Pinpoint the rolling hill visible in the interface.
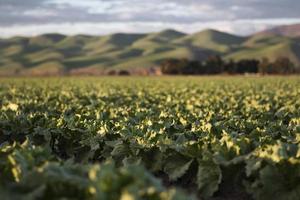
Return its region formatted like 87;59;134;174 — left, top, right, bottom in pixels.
1;26;300;75
226;33;300;64
173;29;246;53
258;24;300;37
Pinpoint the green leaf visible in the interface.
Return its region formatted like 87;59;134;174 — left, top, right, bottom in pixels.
164;154;193;181
122;156;142;166
111;142;130;157
247;163;300;200
197;159;222;198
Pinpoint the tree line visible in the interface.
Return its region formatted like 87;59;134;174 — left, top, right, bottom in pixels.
160;56;299;75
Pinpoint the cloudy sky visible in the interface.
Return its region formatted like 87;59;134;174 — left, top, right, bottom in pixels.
1;0;300;37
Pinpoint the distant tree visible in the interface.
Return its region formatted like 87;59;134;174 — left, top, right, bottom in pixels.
182;61;203;75
258;58;271;74
236;59;259;74
258;57;296;74
272;57;295;74
160;56;298;75
160;58;189;74
204;55;224;74
118;70;130;76
107;70;117;76
223;59;237;74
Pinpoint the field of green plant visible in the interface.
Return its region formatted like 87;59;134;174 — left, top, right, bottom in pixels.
0;77;300;200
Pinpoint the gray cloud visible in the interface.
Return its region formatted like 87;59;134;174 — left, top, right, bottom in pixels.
0;0;299;36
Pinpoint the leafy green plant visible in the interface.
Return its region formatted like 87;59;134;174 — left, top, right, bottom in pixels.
0;77;299;199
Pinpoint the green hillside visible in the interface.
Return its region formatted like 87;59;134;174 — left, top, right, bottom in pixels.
0;29;300;75
173;29;246;53
226;33;300;64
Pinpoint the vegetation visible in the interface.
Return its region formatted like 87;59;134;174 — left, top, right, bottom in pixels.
1;77;300;200
1;29;300;76
160;56;299;75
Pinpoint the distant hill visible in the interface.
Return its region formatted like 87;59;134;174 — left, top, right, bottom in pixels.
258;24;300;37
226;33;300;65
173;29;246;53
1;26;300;76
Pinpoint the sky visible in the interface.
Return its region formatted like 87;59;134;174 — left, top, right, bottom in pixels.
1;0;300;37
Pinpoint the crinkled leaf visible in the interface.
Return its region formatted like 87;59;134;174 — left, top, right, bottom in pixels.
247;163;300;200
197;159;222;198
164;154;193;181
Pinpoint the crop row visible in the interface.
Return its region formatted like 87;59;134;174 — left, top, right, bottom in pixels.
0;77;300;200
